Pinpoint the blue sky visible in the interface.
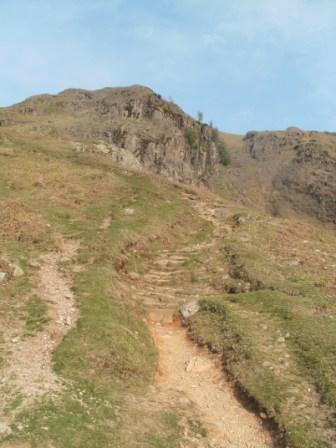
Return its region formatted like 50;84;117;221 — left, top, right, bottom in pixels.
1;0;336;133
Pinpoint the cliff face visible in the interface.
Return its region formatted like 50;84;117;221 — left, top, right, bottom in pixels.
0;85;218;185
219;128;336;224
270;134;336;223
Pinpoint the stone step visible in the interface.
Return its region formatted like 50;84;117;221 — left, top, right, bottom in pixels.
145;270;187;277
137;291;191;303
153;259;186;267
143;274;214;286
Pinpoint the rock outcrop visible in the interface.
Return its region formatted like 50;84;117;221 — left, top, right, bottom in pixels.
220;129;336;224
1;85;219;185
2;85;335;224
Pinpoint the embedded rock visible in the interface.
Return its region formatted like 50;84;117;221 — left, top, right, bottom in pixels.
180;300;200;320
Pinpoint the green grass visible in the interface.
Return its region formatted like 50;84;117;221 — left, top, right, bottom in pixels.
229;291;336;407
144;412;181;448
25;295;49;335
189;295;335;448
4;394;24;414
8;388;119;448
54;267;157;392
0;131;207;447
188;210;336;448
2;129;335;448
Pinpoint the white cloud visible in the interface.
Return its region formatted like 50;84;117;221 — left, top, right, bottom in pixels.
201;0;336;48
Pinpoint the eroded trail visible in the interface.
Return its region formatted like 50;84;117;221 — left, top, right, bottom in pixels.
152;322;272;448
0;239;79;435
136;194;274;447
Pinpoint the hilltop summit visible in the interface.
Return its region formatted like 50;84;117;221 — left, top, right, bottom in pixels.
1;85;219;185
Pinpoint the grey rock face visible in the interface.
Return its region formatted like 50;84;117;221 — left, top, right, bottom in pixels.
4;85;219;186
243;130;336;224
180;300;200;320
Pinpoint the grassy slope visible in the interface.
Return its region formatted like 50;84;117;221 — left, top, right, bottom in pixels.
0;131;205;448
188;212;336;448
1;128;336;447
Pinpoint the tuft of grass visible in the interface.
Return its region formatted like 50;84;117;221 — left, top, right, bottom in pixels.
185;127;200;151
25;295;49;335
188;418;208;438
144;412;181;448
4;394;24;414
217;142;230;165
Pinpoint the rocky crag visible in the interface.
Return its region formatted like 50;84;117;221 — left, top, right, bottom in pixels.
220;128;336;224
1;86;335;223
0;85;219;185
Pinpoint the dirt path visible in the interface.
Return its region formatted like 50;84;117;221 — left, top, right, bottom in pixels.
151;321;273;448
0;239;79;436
134;193;274;447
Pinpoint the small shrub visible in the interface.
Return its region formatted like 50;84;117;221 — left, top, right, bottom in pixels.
211;127;220;143
218;143;230;166
185;125;215;154
197;111;204;123
185;128;199;150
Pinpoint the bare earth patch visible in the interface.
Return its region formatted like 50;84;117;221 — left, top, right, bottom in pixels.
151;319;273;448
0;238;79;435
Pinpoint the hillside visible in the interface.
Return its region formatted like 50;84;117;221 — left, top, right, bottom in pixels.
3;86;335;225
0;87;335;448
0;85;218;185
218;128;336;224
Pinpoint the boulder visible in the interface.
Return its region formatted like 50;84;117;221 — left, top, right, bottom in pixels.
180;300;200;320
123;208;135;216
